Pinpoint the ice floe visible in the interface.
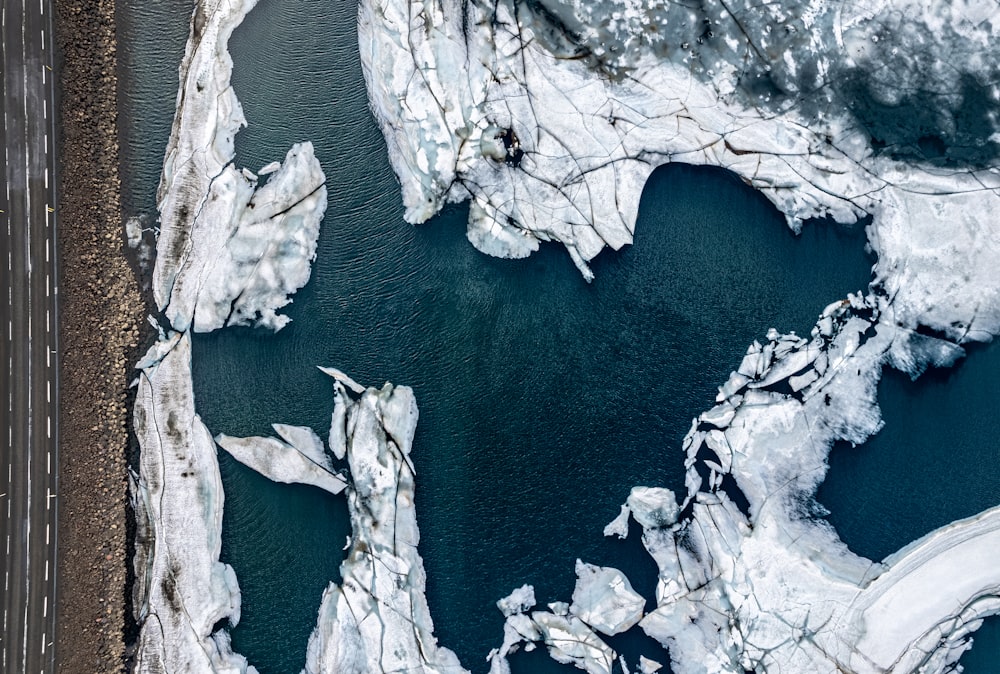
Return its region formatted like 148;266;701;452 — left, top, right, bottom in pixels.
570;560;646;636
488;584;616;674
303;376;466;674
216;424;348;495
153;0;325;333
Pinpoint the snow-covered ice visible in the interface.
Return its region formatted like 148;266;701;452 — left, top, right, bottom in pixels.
131;332;254;674
570;560;645;636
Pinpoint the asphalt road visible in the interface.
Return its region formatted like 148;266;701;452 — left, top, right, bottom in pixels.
0;0;60;670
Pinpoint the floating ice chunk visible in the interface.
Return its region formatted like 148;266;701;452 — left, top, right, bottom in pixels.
488;612;542;674
700;402;736;429
303;380;466;674
531;612;615;674
625;488;678;530
638;656;663;674
570;561;645;636
548;602;569;616
328;383;349;461
215;429;347;496
186;142;327;333
497;585;536;617
318;365;365;394
125;215;144;249
151;0;326;334
603;503;631;539
258;160;280;175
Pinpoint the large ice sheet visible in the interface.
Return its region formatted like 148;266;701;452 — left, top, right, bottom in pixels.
507;299;1000;673
488;585;617;674
360;0;1000;289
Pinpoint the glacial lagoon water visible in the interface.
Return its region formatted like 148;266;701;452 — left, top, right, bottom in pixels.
117;0;1000;671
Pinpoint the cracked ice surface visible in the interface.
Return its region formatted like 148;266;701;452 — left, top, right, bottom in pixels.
131;332;253;673
303;376;467;674
570;560;646;637
153;0;325;333
131;0;328;670
363;0;1000;671
488;585;616;674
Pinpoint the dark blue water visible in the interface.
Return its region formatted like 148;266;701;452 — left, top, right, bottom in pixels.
819;344;1000;671
116;0;1000;671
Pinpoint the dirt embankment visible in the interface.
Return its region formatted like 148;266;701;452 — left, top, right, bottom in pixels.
54;0;145;670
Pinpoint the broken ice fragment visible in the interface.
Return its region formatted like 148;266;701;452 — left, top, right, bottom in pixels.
570;561;645;636
497;585;536;617
215;428;347;496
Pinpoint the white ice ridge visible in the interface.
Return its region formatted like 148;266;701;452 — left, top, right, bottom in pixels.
303;374;467;674
153;0;326;332
131;332;255;674
216;424;348;495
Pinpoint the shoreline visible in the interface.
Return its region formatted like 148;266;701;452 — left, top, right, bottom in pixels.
53;0;145;670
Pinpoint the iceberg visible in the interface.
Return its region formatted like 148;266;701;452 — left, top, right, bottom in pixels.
153;0;325;333
185;142;326;333
570;560;645;636
638;656;663;674
130;0;1000;669
216;424;348;495
488;584;616;674
491;295;999;672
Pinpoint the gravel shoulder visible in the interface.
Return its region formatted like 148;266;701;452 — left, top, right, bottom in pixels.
54;0;145;670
